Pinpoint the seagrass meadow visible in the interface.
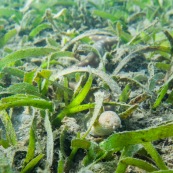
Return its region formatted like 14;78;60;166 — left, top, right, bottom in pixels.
1;0;173;172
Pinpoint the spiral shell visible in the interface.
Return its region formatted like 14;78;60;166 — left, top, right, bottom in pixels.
90;111;121;137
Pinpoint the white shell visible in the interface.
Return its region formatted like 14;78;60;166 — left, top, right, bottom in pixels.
90;111;121;137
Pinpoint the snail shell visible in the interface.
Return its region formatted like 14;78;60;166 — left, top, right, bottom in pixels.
90;111;121;137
